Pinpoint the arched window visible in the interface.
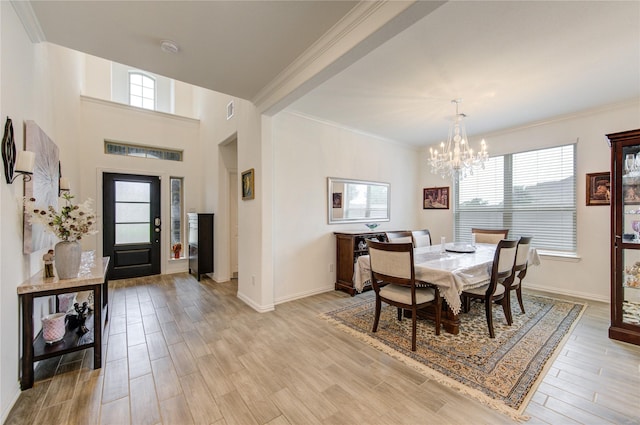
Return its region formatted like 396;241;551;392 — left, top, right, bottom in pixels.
129;72;156;110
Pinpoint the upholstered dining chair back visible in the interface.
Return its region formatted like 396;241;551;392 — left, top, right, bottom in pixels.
494;240;518;283
471;228;509;244
366;240;441;350
368;242;413;280
385;231;413;245
514;236;533;271
411;229;432;247
507;236;534;315
461;238;518;338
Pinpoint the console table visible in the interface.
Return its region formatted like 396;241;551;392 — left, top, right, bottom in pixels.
17;254;110;390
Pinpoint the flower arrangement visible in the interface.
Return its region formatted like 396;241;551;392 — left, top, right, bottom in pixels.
24;193;97;242
172;242;182;258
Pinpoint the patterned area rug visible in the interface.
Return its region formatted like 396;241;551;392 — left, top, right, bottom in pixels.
322;293;585;421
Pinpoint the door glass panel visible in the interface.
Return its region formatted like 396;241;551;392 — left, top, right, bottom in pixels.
116;203;150;223
623;250;640;325
115;181;150;202
116;223;150;244
115;181;151;244
622;145;640;243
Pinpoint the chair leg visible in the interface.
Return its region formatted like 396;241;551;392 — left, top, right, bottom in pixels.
397;307;403;321
485;298;495;338
434;296;441;336
462;295;471;313
502;295;512;326
411;308;417;351
516;284;525;314
503;291;513;326
372;297;381;333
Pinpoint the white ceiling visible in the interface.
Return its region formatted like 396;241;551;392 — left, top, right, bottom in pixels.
20;1;640;148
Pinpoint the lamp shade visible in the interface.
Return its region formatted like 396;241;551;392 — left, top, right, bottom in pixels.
59;177;71;191
15;151;35;173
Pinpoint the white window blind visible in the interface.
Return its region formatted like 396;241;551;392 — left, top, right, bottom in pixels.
455;144;576;253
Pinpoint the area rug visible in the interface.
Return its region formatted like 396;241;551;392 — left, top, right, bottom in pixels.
322;293;585;421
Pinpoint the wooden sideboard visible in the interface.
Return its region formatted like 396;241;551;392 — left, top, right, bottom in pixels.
17;255;110;390
334;231;387;295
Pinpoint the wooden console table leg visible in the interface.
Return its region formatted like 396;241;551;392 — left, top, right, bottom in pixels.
93;284;102;369
20;293;34;390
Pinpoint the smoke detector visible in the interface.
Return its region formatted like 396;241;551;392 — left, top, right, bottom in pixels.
160;40;179;54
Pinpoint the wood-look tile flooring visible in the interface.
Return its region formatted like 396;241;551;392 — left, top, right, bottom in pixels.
5;273;640;424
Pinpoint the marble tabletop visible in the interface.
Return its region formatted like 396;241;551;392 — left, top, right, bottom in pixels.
17;252;109;295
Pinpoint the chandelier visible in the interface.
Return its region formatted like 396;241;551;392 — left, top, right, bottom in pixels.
428;99;488;180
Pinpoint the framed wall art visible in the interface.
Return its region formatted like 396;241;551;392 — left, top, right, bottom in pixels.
586;172;610;206
23;121;60;253
241;168;255;200
423;186;449;209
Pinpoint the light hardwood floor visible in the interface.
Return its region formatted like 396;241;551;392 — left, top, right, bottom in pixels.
5;273;640;424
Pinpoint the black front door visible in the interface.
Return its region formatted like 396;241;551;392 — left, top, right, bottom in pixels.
103;173;161;279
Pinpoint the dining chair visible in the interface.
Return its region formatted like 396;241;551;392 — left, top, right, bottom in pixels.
461;238;518;338
411;229;432;248
367;240;441;350
471;228;509;244
385;231;413;244
505;236;533;316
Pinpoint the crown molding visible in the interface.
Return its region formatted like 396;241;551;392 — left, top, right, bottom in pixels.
253;1;443;115
11;1;46;43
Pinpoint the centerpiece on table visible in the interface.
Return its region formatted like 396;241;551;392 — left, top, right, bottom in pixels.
24;193;97;279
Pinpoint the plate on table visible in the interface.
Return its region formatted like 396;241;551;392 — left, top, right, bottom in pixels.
445;243;476;253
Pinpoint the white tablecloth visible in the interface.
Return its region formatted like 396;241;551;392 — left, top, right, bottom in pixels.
353;243;541;315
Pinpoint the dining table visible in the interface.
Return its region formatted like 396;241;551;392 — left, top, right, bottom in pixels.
353;242;540;334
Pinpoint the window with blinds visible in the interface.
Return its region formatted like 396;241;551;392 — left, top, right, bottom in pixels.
454;143;576;253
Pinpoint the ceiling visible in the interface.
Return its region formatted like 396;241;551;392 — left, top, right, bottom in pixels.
21;1;640;148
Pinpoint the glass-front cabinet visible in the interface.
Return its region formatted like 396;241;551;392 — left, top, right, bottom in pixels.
609;128;640;345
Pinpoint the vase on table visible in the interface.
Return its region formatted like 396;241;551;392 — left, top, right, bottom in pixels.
55;241;81;279
41;312;66;344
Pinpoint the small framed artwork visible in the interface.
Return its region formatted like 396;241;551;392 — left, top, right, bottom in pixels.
423;186;449;209
332;192;342;208
586;172;610;206
241;168;255;200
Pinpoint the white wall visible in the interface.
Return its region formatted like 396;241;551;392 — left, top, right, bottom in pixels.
78;97;201;275
83;54;196;119
271;112;420;303
0;5;83;419
420;100;640;302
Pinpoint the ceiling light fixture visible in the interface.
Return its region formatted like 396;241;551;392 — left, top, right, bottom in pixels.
429;99;488;181
160;40;179;54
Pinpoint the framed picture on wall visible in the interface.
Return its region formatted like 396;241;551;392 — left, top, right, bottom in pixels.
332;192;342;208
586;172;610;206
241;168;255;200
423;186;449;209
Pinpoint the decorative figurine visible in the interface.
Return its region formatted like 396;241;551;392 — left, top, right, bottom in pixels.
43;249;55;278
67;301;93;335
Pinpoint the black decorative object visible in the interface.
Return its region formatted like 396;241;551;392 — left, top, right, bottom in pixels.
2;117;15;184
67;301;93;335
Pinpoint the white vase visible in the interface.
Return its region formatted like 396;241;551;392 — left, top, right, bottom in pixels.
55;241;81;279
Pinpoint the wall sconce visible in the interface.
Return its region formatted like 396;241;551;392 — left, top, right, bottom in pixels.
2;117;35;183
59;177;71;196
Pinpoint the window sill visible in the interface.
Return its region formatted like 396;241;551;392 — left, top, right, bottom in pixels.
537;250;581;262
